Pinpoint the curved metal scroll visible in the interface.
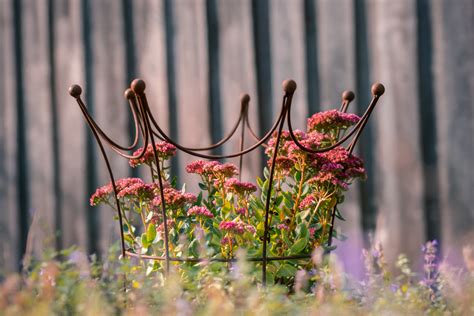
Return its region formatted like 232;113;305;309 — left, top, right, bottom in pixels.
69;78;384;285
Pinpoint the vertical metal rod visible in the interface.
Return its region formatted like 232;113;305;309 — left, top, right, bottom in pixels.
262;104;287;286
326;85;383;250
326;91;355;251
133;79;171;274
262;80;296;285
238;94;250;180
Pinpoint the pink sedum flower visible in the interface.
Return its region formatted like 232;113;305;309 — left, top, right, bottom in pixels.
90;178;155;206
187;206;214;218
277;224;290;231
220;236;234;246
186;160;238;184
90;185;113;206
299;195;316;210
129;142;176;167
307;110;360;132
219;221;256;235
224;178;257;195
185;160;207;175
235;207;247;216
152;188;197;209
307;147;365;189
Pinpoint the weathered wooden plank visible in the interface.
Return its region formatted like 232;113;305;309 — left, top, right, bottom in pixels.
0;0;19;273
218;0;260;182
90;0;129;256
317;0;357;110
21;0;56;260
315;0;364;276
133;0;169;132
431;0;474;265
173;0;210;189
132;0;172;188
54;0;87;250
367;0;425;266
270;0;307;131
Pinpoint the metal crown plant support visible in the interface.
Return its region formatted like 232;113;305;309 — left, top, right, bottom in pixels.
69;79;385;286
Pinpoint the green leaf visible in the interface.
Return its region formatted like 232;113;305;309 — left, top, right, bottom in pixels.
256;222;266;236
124;234;134;244
196;192;203;205
276;263;298;278
141;233;151;248
146;223;156;242
256;177;264;189
302;184;310;195
263;167;270;179
299;209;311;221
145;211;155;223
296;223;309;239
189;239;199;258
290;237;308;254
282;231;292;247
283;199;293;210
198;182;207;190
265;271;275;286
122;224;129;233
294;171;302;182
323;245;337;252
274;195;283;207
335;208;345;221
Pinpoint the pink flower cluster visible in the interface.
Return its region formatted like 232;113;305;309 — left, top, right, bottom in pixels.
152;187;197;209
277;223;290;231
309;147;365;189
186;160;238;179
187;206;214;218
220;236;234;246
299;195;316;210
224;178;257;195
266;130;331;172
219;221;256;235
90;178;155;206
235;207;247;216
129;142;176;167
155;219;175;235
307;110;360;132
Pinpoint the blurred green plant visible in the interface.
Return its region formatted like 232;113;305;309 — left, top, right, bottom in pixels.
1;241;473;315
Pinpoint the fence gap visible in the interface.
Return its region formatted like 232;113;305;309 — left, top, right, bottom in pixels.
415;0;441;248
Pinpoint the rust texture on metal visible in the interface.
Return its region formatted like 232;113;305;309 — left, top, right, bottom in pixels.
69;79;384;285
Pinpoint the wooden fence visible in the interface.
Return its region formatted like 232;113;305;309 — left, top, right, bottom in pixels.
0;0;472;274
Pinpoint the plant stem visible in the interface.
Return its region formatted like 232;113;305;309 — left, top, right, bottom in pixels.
290;167;306;229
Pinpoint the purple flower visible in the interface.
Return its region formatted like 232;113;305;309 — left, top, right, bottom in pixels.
420;240;440;295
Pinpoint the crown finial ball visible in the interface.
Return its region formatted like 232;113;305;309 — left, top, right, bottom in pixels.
282;79;297;93
371;83;385;96
68;84;82;98
342;90;355;102
131;79;146;94
240;93;250;104
124;88;135;100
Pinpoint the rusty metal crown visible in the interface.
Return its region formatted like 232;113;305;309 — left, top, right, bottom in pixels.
69;79;384;285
